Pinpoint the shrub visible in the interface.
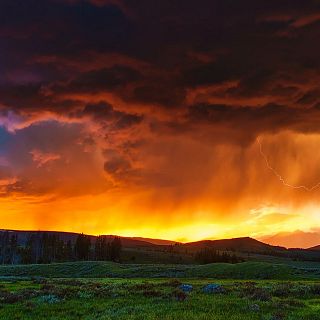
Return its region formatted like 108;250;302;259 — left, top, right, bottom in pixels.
292;285;310;297
0;289;39;304
77;291;93;299
53;286;78;299
24;300;36;311
310;284;320;295
142;289;163;298
173;289;187;301
37;294;60;304
273;299;304;308
239;283;271;301
31;277;47;285
272;283;293;297
54;279;83;286
271;310;286;320
40;284;56;291
93;287;112;298
133;283;155;291
251;287;271;301
165;279;182;287
0;292;24;304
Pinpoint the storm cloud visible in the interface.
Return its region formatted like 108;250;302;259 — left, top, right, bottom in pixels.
1;0;320;240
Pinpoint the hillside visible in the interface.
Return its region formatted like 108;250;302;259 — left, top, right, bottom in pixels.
129;237;177;245
308;245;320;251
2;229;320;265
0;229;159;248
182;237;286;253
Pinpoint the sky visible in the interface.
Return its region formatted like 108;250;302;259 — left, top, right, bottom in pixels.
1;0;320;245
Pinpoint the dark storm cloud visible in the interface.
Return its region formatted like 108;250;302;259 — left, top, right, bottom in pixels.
0;0;131;56
296;90;320;106
131;83;186;107
187;103;316;131
103;150;131;174
52;66;142;94
2;0;320;194
2;0;320;115
182;103;320;144
82;101;143;129
0;83;65;111
102;147;142;185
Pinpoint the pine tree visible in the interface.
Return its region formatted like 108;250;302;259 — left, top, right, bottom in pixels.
110;237;122;262
75;233;91;260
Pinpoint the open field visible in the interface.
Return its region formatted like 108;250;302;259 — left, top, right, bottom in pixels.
0;261;319;280
0;262;320;319
1;277;320;319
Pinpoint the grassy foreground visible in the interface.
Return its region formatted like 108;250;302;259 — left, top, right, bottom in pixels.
0;261;320;319
1;278;320;319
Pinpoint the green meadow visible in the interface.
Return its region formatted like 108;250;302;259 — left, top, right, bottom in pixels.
1;261;320;319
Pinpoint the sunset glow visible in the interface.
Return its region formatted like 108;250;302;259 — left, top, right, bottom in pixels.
1;0;320;247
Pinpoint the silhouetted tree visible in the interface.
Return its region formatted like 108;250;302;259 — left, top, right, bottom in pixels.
95;236;102;260
95;236;110;261
195;248;243;264
9;234;18;264
65;240;73;261
110;237;122;262
21;235;36;264
75;233;91;260
101;236;109;260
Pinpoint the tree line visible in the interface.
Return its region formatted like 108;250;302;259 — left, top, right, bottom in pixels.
195;248;244;264
0;232;122;265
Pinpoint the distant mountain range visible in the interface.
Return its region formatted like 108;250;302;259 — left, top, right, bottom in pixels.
0;229;317;251
259;230;320;249
0;229;163;248
129;237;177;246
0;229;320;253
183;237;286;252
2;229;320;264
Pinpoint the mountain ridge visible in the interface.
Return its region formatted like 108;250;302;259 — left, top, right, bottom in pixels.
0;229;306;251
260;230;320;249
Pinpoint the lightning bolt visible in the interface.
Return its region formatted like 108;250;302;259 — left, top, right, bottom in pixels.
257;137;320;192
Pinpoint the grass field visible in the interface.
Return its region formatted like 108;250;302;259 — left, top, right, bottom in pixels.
1;261;320;319
0;261;319;280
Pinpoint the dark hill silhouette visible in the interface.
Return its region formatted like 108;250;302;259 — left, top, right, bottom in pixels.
308;245;320;251
129;237;177;245
0;229;156;248
182;237;286;253
1;229;320;263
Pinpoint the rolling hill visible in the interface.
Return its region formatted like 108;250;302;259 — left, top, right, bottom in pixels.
0;230;287;253
1;229;320;264
0;229;160;248
308;245;320;250
182;237;286;253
